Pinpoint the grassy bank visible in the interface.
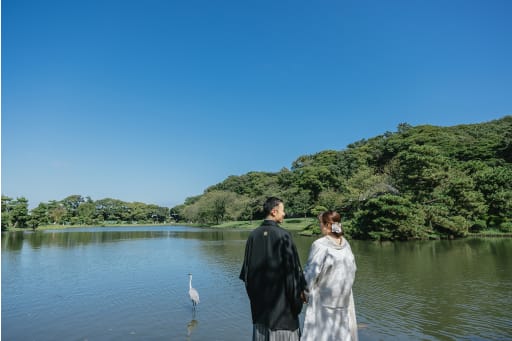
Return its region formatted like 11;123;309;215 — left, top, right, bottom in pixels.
212;217;316;231
2;218;313;232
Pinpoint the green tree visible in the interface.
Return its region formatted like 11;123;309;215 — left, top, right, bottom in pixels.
77;201;97;224
283;188;311;217
2;195;13;230
341;165;396;219
60;195;85;224
205;191;240;224
391;145;450;201
182;191;240;224
317;190;344;212
29;203;50;229
47;200;66;225
354;194;426;240
472;165;512;228
423;204;470;237
95;198;126;223
436;170;487;224
9;197;30;229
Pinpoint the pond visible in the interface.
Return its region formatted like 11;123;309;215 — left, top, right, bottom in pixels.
2;226;511;340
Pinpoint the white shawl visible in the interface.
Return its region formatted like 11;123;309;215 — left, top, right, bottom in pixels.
302;236;358;341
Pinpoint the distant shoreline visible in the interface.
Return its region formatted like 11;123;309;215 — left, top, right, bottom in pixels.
3;219;511;238
7;217;310;231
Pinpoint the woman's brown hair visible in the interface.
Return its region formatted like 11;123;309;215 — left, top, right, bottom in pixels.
318;210;343;237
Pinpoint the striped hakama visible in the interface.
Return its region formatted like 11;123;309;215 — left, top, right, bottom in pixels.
252;324;300;341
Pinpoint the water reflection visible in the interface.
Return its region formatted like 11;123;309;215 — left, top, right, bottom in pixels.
1;231;25;251
186;318;198;337
349;238;512;340
2;228;511;341
1;227;251;252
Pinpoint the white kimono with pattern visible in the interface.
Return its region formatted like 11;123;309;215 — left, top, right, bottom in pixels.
302;236;358;341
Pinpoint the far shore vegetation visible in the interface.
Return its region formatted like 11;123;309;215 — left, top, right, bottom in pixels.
3;116;511;241
5;218;512;239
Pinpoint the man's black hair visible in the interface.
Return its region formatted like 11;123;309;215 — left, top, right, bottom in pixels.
263;197;283;216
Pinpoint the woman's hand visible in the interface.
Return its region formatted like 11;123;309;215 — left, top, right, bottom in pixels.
301;290;308;303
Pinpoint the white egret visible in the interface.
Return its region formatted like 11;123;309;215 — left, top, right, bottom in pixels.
188;273;200;308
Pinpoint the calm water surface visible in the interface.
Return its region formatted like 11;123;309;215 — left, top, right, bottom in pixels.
2;226;511;340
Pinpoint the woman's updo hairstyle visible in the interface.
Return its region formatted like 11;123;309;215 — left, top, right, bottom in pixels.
318;210;343;237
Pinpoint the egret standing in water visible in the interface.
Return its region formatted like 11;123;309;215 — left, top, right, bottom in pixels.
188;273;200;309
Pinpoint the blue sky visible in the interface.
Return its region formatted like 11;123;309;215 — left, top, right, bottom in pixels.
2;0;511;209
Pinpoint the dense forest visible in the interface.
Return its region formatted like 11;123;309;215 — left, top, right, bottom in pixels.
3;116;511;240
174;116;512;240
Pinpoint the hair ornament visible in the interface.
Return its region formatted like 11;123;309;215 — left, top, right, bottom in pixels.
331;222;342;233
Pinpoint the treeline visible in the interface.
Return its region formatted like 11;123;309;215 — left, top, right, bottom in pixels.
1;195;171;230
173;116;512;240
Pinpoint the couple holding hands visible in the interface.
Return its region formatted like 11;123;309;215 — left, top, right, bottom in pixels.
240;197;358;341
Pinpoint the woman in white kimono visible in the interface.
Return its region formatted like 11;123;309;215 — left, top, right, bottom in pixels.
302;210;358;341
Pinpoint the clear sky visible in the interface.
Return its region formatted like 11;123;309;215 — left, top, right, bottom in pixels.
2;0;511;209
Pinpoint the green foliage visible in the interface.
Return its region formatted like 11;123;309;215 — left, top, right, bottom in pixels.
471;164;512;227
392;145;451;201
172;115;511;239
29;203;50;229
5;116;510;240
499;221;512;233
2;196;30;229
282;188;311;218
181;190;247;224
301;220;321;235
232;117;510;238
423;201;470;237
0;195;171;229
354;194;427;240
317;190;344;212
2;195;12;231
469;219;487;232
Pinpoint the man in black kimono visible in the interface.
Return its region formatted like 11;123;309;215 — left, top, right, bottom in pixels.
240;197;306;341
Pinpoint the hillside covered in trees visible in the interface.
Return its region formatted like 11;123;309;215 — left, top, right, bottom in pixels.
3;116;511;240
173;116;512;240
